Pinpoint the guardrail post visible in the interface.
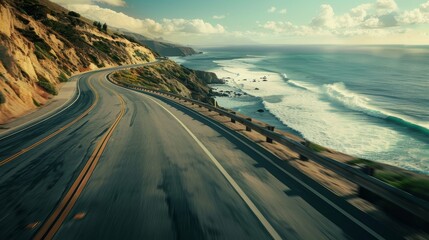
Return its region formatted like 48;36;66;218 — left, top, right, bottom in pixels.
245;118;252;131
358;166;375;199
231;112;236;123
299;154;309;161
361;166;375;176
266;126;275;143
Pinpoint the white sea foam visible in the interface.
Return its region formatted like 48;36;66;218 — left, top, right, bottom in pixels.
323;82;386;118
210;58;400;156
287;80;313;91
176;53;429;173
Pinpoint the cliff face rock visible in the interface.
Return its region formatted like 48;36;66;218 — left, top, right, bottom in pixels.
143;40;197;57
123;31;198;57
194;70;223;84
0;0;156;124
112;60;217;102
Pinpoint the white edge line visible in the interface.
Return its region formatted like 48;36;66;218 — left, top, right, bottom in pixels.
145;95;282;240
153;95;386;240
0;76;82;141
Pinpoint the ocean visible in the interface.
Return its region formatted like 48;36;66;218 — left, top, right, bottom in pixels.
171;45;429;174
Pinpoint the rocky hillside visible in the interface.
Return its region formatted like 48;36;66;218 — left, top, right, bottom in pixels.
123;31;198;57
0;0;156;124
112;60;221;102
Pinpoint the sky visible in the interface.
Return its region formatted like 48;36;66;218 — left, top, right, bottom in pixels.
51;0;429;46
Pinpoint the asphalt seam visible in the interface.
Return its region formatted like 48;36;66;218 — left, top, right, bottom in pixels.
146;95;282;240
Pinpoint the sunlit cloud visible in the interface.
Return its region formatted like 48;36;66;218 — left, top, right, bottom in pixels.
53;0;428;45
213;15;226;20
52;0;125;7
64;4;225;37
375;0;398;15
279;9;287;15
267;7;276;13
397;1;429;24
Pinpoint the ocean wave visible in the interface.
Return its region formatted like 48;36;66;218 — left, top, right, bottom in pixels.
287;80;311;91
323;82;429;136
281;73;289;80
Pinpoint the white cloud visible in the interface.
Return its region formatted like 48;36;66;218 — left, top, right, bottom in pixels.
268;7;276;13
262;21;315;36
375;0;398;14
262;0;419;39
64;4;225;37
397;1;429;24
162;18;225;34
350;4;372;20
52;0;125;7
95;0;125;6
213;15;226;20
311;4;336;29
363;17;381;28
54;0;428;45
263;21;292;33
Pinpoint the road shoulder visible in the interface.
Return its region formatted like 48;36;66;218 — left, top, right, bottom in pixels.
0;76;79;138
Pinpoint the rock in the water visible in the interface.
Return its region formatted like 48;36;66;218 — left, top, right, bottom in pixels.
257;109;264;113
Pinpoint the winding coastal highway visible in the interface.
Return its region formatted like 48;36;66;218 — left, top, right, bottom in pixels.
0;64;402;240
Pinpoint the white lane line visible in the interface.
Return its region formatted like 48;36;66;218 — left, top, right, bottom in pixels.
0;76;82;141
147;96;282;240
159;97;386;240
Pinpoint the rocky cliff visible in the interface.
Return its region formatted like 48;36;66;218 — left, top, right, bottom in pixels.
0;0;156;124
112;60;219;102
194;69;224;84
123;31;198;57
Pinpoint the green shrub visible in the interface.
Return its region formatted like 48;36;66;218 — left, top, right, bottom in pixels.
0;91;5;104
111;55;121;63
58;73;68;82
20;2;50;20
88;54;105;68
34;44;55;60
18;28;55;60
34;49;45;60
33;98;40;107
134;50;145;59
93;41;110;54
41;19;84;46
347;158;383;169
37;77;57;95
307;141;327;152
68;11;80;18
374;170;429;201
399;178;429;200
64;69;71;76
374;171;406;187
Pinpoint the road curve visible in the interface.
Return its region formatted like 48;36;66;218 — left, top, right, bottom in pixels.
0;64;402;240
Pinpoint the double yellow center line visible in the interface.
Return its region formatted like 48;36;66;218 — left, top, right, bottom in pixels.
34;83;126;240
0;79;99;167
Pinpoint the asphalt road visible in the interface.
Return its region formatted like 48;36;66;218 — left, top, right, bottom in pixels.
0;65;403;240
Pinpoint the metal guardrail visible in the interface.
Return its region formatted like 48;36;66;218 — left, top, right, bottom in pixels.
108;75;429;224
